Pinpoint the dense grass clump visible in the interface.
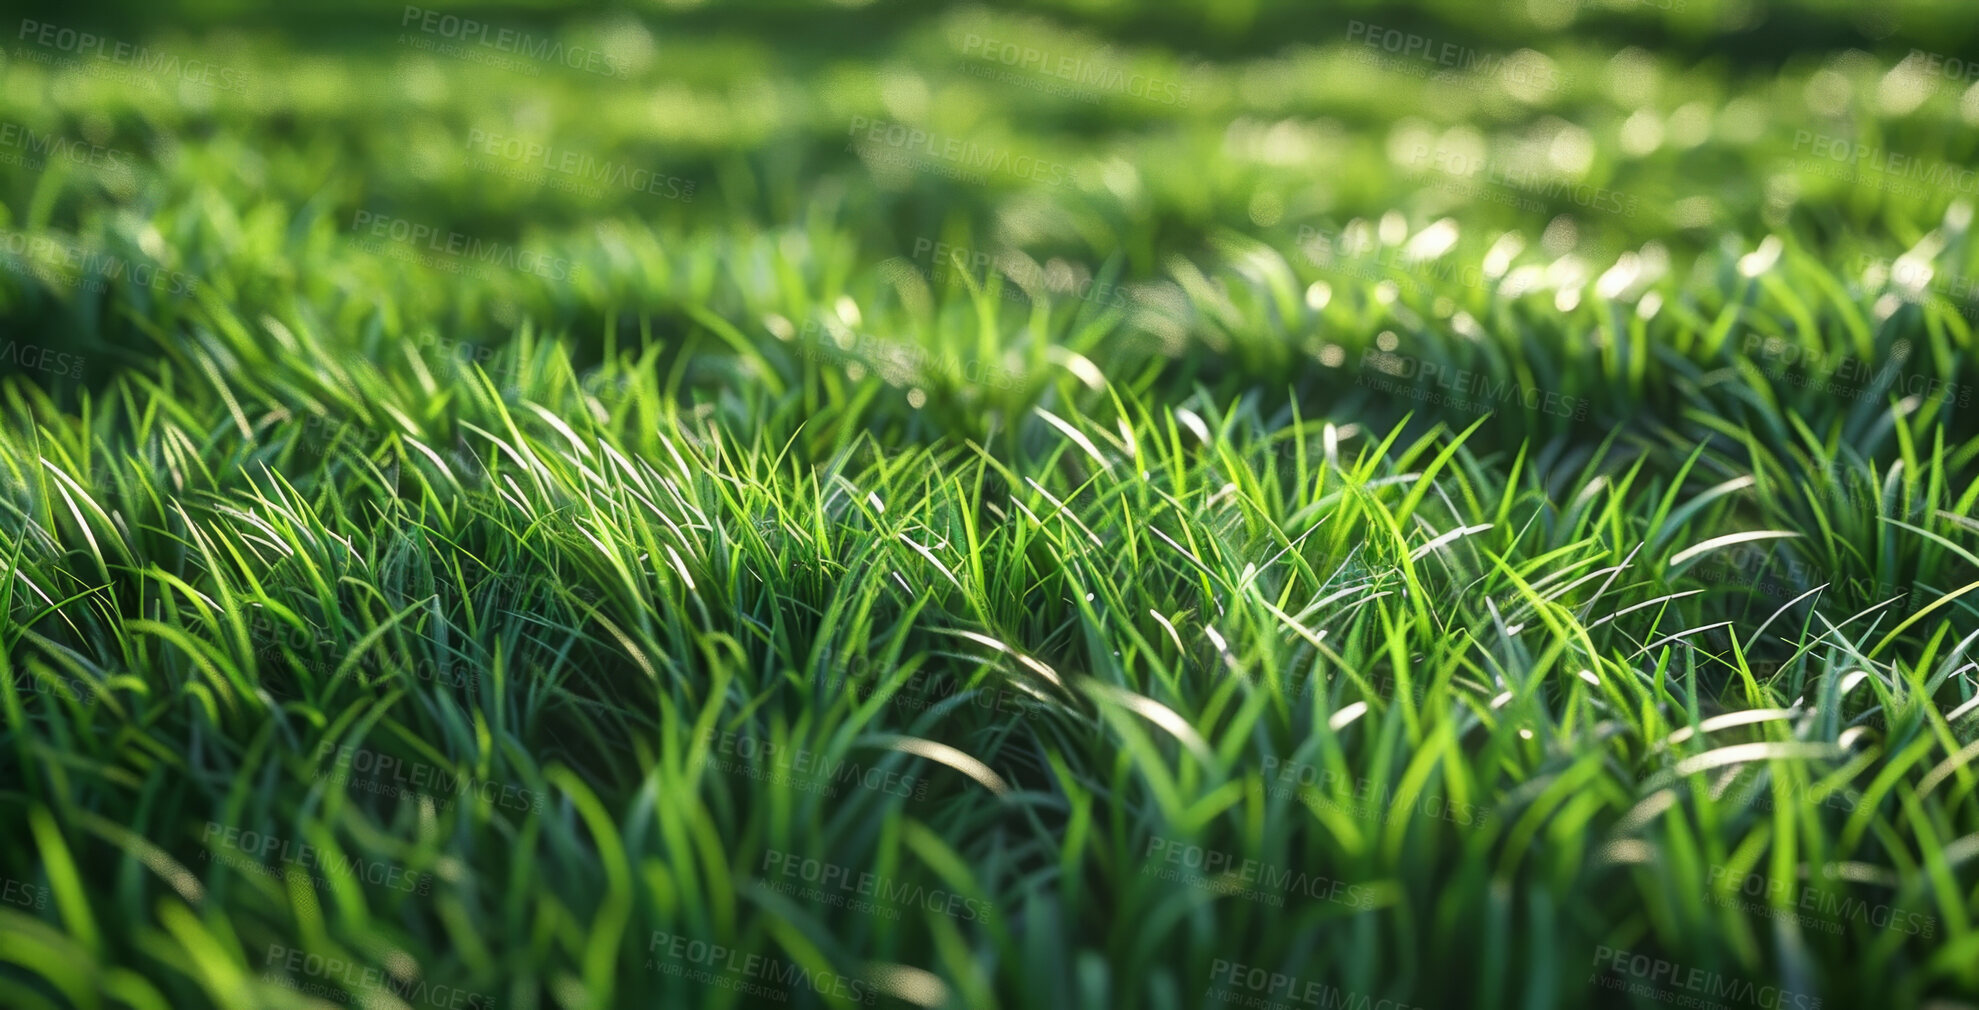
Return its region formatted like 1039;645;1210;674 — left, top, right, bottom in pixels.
3;1;1979;1008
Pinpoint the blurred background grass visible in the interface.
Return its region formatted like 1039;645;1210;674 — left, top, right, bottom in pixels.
6;0;1978;373
8;0;1978;511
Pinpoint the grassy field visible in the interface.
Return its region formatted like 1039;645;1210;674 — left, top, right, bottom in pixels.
2;0;1979;1007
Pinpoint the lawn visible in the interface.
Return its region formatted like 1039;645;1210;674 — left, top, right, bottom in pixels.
2;1;1978;1008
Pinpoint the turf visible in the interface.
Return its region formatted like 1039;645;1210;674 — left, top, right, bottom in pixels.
3;1;1979;1008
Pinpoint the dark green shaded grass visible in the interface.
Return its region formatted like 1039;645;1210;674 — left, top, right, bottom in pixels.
3;310;1976;1006
3;2;1979;1008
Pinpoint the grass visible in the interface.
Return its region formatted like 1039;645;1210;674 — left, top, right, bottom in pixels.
3;1;1979;1008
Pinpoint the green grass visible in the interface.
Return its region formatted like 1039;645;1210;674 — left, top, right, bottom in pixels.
3;1;1979;1008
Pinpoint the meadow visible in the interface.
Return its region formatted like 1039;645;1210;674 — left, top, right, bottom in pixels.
2;0;1978;1007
